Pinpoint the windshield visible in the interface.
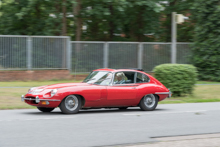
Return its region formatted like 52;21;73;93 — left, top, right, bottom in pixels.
83;71;112;85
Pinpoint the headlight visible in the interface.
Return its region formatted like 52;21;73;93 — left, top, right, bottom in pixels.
43;89;58;98
51;89;58;97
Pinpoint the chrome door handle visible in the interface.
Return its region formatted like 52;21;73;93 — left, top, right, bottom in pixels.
131;87;136;89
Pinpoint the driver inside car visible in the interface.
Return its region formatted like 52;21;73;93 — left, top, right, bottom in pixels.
114;72;126;84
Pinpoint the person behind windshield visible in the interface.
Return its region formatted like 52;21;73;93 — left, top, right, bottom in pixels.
114;72;125;84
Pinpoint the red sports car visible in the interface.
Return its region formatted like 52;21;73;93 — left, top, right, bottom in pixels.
21;68;171;114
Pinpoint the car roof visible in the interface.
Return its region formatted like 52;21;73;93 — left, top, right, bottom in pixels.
93;68;144;72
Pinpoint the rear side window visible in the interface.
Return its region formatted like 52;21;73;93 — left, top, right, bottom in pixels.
136;73;150;83
113;72;135;84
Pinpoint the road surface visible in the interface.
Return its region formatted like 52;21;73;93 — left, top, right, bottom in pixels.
0;102;220;147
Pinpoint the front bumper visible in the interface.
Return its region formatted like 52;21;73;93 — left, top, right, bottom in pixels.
21;95;61;107
21;95;60;103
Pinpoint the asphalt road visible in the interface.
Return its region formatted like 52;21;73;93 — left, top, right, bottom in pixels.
1;102;220;147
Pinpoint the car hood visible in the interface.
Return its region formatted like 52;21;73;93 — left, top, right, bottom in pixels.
36;82;90;90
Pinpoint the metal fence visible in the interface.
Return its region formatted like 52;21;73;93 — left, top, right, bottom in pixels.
0;35;191;73
0;35;70;70
72;41;191;73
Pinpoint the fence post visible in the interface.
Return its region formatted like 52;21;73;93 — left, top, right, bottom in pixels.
138;42;143;69
103;42;109;68
27;36;32;70
67;37;72;72
171;12;177;63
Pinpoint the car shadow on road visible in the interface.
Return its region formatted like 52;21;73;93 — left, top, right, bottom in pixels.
21;111;63;115
78;108;168;114
21;108;169;115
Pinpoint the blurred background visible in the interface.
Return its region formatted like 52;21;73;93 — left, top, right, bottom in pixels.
0;0;219;86
0;0;195;75
0;0;193;41
1;1;220;146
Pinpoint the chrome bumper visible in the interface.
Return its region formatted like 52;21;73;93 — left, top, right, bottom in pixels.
21;95;61;103
155;90;172;98
168;90;172;98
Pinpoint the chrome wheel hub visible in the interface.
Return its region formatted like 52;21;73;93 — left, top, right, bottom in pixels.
144;94;156;108
65;95;78;111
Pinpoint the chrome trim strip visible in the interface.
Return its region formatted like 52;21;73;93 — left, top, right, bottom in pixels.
155;92;170;94
155;91;172;98
111;84;138;87
23;98;60;101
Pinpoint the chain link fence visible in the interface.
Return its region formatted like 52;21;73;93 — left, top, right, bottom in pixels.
72;41;191;73
0;36;27;70
0;35;70;70
0;35;191;73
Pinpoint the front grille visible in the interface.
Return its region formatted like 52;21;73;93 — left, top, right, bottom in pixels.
25;97;38;104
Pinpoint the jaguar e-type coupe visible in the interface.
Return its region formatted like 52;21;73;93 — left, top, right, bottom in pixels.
21;68;171;114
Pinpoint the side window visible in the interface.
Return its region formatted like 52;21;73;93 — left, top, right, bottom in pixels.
113;72;135;84
113;72;127;84
136;73;149;83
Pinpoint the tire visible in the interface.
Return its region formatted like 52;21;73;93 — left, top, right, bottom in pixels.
59;95;81;114
139;94;158;111
119;107;128;110
37;107;55;112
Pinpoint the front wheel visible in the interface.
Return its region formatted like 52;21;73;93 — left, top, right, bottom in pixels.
139;94;158;111
59;95;81;114
37;107;55;112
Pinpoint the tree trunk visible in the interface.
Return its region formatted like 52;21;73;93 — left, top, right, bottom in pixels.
73;0;82;41
54;1;61;36
137;6;144;42
109;3;114;41
62;0;67;36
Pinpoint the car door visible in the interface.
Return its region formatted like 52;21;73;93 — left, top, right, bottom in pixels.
82;71;112;107
107;71;138;106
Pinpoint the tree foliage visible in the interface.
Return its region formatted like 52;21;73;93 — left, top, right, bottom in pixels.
191;0;220;81
0;0;194;42
0;0;73;35
81;0;162;41
159;0;194;42
0;0;193;41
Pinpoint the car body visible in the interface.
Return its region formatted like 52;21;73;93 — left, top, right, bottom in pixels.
21;68;171;114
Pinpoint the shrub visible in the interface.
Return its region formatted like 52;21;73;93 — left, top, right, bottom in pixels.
153;64;197;97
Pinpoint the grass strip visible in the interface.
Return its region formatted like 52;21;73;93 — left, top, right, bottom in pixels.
0;82;220;109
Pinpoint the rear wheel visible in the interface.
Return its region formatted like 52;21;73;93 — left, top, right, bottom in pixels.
59;95;81;114
139;94;158;111
37;107;55;112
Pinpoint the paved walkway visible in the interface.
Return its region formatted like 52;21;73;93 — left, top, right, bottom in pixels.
123;133;220;147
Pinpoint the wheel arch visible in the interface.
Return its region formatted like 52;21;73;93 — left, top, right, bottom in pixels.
74;94;86;107
154;94;160;101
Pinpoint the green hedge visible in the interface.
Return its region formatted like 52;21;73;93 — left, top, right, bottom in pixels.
191;0;220;82
153;64;197;97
